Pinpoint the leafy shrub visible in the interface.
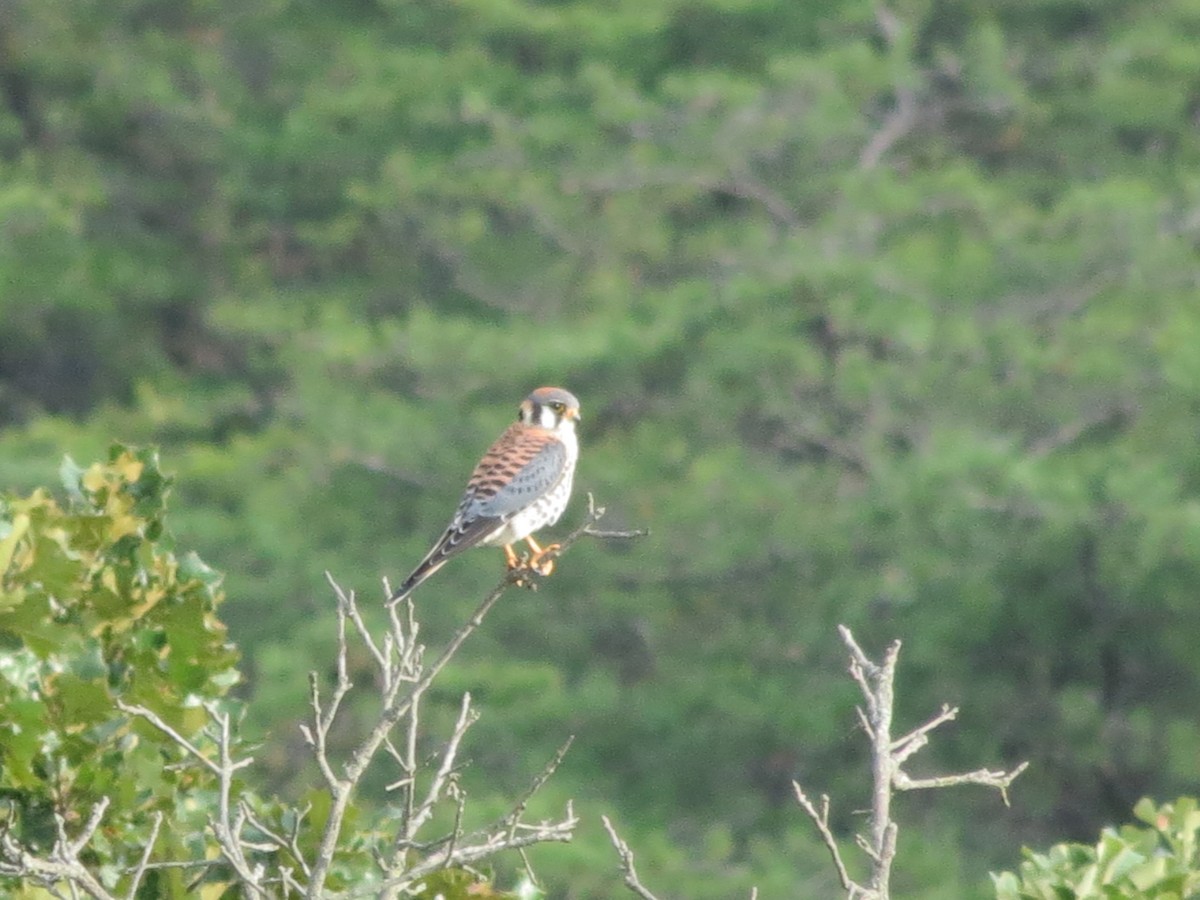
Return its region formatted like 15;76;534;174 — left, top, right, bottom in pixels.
0;445;238;896
993;797;1200;899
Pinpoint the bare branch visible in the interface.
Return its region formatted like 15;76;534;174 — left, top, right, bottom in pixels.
124;811;163;900
601;815;663;900
309;499;633;897
8;498;639;900
68;798;110;859
205;705;267;895
385;810;577;890
892;704;957;758
336;570;390;679
583;524;651;539
382;736;579;891
115;702;222;777
0;800;118;900
503;736;575;841
401;692;477;844
792;785;860;894
443;782;466;878
239;800;311;880
894;761;1030;805
796;627;1028;899
306;573;510;896
117;701;268;894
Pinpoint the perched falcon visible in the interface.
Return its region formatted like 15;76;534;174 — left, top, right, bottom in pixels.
389;386;581;603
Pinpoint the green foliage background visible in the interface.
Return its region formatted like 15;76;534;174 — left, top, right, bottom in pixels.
2;0;1200;895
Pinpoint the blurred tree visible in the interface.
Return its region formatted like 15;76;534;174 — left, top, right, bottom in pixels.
1;0;1199;895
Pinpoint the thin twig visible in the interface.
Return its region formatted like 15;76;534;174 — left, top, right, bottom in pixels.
335;571;389;681
892;704;957;757
0;800;119;900
792;785;860;894
239;800;312;879
600;815;662;900
68;799;110;859
894;761;1030;805
402;692;477;842
206;705;267;896
503;736;575;841
116;703;222;777
124;811;163;900
445;782;466;867
368;811;577;896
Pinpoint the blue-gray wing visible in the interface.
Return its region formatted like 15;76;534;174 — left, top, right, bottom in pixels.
466;439;568;520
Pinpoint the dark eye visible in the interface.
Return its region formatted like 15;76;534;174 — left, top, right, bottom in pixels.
551;402;564;413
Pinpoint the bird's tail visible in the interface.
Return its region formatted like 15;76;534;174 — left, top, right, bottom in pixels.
387;554;449;604
388;520;498;603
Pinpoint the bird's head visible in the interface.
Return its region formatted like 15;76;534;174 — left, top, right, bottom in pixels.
520;386;581;433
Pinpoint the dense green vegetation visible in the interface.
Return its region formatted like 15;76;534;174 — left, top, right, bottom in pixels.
2;0;1200;895
994;797;1200;899
0;449;242;898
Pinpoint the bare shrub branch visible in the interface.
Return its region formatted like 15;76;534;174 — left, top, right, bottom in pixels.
601;815;663;900
793;625;1028;900
792;786;858;896
0;798;117;900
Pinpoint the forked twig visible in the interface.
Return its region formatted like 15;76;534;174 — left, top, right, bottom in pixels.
793;626;1028;899
601;816;662;900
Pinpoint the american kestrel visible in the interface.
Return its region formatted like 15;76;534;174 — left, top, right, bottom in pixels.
389;386;581;603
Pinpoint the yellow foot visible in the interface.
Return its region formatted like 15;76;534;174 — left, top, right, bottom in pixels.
504;537;561;586
503;544;520;570
526;541;561;577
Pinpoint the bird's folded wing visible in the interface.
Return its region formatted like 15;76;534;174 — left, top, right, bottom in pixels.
463;431;568;520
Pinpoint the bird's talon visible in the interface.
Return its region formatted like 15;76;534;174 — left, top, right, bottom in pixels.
526;542;561;577
503;545;522;570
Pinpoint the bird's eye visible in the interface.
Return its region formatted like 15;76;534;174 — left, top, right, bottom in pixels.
551;402;564;413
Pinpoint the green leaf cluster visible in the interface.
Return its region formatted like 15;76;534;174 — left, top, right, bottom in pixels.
0;445;237;896
993;798;1200;899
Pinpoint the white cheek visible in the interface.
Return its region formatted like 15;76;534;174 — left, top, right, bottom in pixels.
537;406;557;429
